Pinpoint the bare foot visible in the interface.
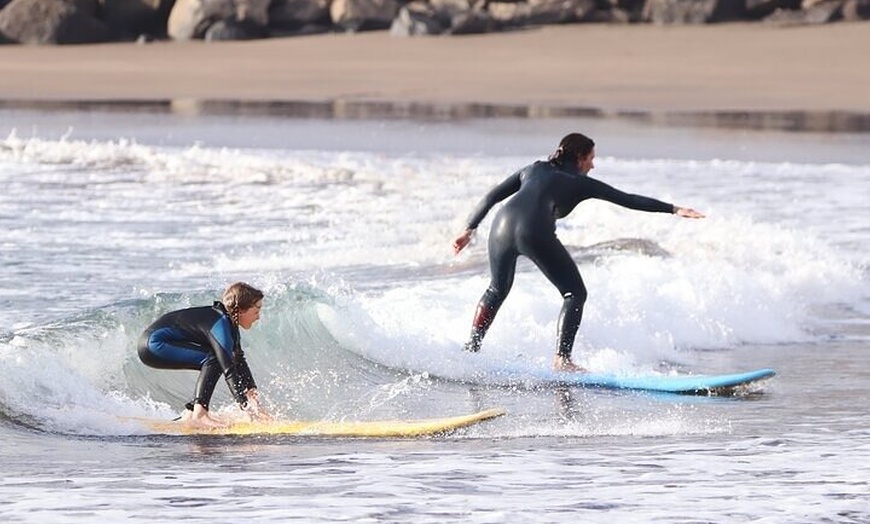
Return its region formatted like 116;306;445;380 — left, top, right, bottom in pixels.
178;408;194;423
187;413;227;429
182;404;228;429
553;355;587;373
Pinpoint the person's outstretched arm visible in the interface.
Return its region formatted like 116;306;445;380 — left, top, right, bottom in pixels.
586;177;705;218
453;171;522;254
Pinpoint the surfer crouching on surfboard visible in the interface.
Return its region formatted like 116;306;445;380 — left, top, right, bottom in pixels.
137;282;272;428
453;132;705;372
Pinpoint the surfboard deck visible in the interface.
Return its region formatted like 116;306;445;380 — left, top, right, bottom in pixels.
491;367;776;395
128;407;506;437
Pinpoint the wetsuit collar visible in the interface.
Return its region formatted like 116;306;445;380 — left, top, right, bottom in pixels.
563;163;583;177
550;159;582;177
213;300;241;348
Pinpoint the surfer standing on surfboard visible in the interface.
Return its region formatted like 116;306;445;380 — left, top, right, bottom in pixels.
453;132;705;372
137;282;272;428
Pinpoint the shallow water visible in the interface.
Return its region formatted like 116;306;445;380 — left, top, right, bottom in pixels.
1;109;868;522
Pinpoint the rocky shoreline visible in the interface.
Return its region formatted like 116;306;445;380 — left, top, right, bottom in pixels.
0;0;868;45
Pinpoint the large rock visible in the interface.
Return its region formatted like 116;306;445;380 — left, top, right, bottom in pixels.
595;0;647;20
431;0;495;33
744;0;801;18
642;0;747;23
0;0;110;44
841;0;870;19
764;0;842;22
167;0;270;40
390;2;448;35
269;0;330;30
447;7;494;33
204;18;268;39
99;0;173;37
390;0;495;35
487;0;597;26
330;0;400;31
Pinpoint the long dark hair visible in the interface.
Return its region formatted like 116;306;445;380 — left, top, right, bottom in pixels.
221;282;264;326
548;133;595;168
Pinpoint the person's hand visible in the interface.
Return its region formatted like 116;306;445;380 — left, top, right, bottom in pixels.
243;389;273;422
250;410;273;422
452;229;474;255
674;206;705;219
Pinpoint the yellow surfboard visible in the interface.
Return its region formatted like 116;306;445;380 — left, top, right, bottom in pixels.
130;407;506;437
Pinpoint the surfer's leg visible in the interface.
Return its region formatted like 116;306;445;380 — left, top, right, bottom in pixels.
465;232;518;352
465;286;508;352
524;235;587;362
556;285;586;360
178;357;228;428
191;356;222;411
138;329;225;419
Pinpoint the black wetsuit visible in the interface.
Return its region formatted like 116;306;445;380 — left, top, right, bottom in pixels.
463;160;675;358
137;302;257;410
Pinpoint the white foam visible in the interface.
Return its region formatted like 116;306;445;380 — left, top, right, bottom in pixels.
1;132;867;434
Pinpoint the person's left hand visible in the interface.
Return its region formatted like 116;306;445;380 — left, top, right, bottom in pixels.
675;206;705;219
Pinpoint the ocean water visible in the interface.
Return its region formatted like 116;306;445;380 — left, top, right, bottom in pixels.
1;108;868;522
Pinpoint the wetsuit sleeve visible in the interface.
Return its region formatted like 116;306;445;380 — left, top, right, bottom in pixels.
465;170;522;230
230;351;257;401
207;317;257;406
585;178;675;214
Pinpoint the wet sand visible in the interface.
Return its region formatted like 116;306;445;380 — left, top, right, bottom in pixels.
1;23;868;129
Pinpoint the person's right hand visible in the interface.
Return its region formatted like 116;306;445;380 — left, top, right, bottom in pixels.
243;389;273;422
452;229;474;255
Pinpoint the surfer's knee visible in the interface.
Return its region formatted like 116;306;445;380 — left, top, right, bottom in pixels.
562;288;587;308
482;285;508;306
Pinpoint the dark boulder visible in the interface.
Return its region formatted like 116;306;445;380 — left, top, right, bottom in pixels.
269;0;331;31
99;0;174;38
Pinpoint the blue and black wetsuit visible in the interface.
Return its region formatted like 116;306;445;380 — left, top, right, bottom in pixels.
464;160;675;358
137;302;257;410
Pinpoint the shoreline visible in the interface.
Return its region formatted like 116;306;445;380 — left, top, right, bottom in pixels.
3;98;868;133
1;23;869;132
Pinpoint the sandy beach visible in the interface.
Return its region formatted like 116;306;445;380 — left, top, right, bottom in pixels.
1;22;869;118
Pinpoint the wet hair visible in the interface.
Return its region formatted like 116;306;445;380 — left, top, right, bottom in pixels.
221;282;264;326
548;133;595;168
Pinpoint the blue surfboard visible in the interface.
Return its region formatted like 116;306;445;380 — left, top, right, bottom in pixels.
488;367;776;395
